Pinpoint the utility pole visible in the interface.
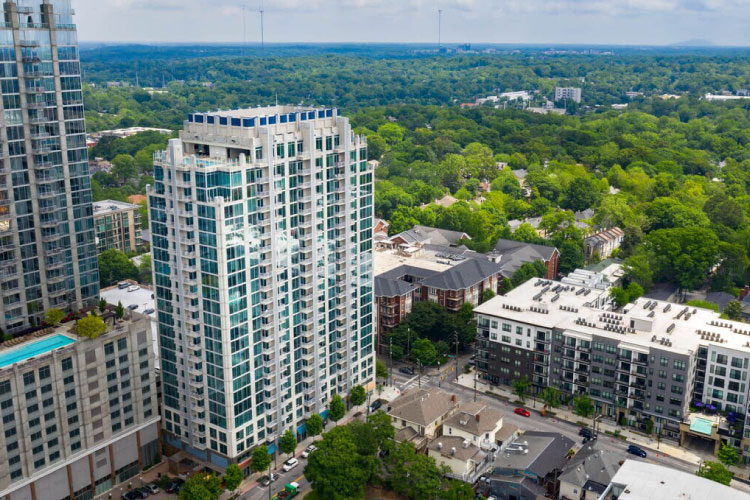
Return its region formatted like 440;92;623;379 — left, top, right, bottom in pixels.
407;326;411;356
454;329;459;382
438;359;441;387
418;359;422;389
389;337;393;387
473;369;477;401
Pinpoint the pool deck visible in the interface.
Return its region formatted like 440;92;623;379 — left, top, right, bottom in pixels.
0;333;77;368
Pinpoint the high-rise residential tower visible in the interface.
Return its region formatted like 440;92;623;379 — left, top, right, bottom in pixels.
148;106;375;467
0;0;99;333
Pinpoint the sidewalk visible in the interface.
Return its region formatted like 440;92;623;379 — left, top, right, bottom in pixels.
454;373;706;466
229;398;388;498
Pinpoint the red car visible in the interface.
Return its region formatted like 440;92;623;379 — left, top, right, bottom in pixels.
514;407;530;417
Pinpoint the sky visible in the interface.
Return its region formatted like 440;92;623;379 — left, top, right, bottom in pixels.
74;0;750;46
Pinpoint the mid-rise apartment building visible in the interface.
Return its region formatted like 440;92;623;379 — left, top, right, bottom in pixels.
148;106;375;468
475;278;750;459
0;311;160;499
93;200;142;254
0;0;99;333
554;87;582;103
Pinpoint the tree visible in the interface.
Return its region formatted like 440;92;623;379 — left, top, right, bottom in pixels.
349;385;366;407
558;240;584;276
98;249;139;287
111;154;138;184
376;360;388;381
178;473;222;500
572;395;595;418
116;301;124;320
138;254;153;285
306;414;324;438
645;227;719;294
442;481;475;500
377;123;405;145
250;445;271;476
386;440;447;500
725;300;743;321
44;308;65;327
223;463;243;493
411;338;437;366
562;177;601;212
280;429;297;458
304;426;375;500
76;315;107;339
481;289;496;303
540;386;561;410
98;298;107;313
609;287;630;308
329;394;346;426
512;376;531;404
696;460;733;486
718;443;740;467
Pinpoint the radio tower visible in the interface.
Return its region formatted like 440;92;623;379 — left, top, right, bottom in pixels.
259;0;265;49
438;9;442;48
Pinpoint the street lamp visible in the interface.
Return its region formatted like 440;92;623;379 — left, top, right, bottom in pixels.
437;359;441;387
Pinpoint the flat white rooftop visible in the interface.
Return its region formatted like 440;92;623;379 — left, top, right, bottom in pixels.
607;459;749;500
476;278;750;355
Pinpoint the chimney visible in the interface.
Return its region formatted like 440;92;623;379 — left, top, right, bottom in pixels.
451;395;456;403
476;413;480;422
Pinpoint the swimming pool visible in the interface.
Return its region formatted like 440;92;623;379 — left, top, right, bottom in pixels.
0;334;76;368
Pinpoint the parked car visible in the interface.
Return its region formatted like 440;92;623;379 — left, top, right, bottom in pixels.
127;285;140;292
627;444;647;457
136;487;151;498
122;492;141;500
301;444;317;458
144;308;155;314
117;282;130;289
282;457;299;471
166;478;185;493
260;473;279;486
378;448;390;459
579;427;597;440
369;399;383;412
514;407;530;417
399;367;414;375
127;304;139;310
144;484;160;494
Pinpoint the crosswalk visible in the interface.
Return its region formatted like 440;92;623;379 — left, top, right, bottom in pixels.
398;374;431;391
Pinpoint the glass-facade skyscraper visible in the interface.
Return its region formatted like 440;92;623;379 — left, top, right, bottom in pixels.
148;106;376;467
0;0;98;333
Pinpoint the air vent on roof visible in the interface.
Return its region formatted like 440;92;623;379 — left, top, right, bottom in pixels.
667;323;675;334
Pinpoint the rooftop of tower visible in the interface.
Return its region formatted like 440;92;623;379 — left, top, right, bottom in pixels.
187;105;339;127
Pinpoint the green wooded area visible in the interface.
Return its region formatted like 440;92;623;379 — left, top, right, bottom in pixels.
82;47;750;297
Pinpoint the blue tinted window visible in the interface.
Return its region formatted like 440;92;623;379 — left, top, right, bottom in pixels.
307;112;315;119
317;110;325;118
188;114;194;122
260;117;267;126
269;116;276;125
243;118;254;127
231;118;241;127
289;113;296;122
195;115;204;123
325;109;332;117
280;115;287;124
219;117;228;126
207;116;215;124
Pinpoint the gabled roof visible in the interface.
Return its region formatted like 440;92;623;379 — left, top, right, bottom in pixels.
585;227;625;246
374;276;418;298
391;225;469;246
378;264;438;282
421;258;503;290
491;239;558;277
492;431;574;477
444;401;504;436
388;388;457;427
575;208;595;220
559;445;621;490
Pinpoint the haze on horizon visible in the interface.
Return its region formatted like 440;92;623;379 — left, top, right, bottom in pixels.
77;0;750;47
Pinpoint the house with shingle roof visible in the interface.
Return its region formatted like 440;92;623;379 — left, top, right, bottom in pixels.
558;445;622;500
584;227;625;261
388;388;459;450
490;238;560;279
442;401;516;452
